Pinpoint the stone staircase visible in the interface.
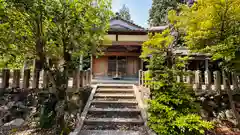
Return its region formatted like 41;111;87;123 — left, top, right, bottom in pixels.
78;84;146;135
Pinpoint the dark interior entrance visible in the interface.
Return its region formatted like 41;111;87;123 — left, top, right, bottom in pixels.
108;56;127;79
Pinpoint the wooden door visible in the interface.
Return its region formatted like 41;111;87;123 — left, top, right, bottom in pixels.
127;57;139;77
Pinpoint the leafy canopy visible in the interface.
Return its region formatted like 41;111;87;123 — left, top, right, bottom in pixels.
149;0;184;26
168;0;240;68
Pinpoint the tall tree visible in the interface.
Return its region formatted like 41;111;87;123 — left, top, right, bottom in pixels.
149;0;194;26
169;0;240;128
0;0;112;133
118;4;132;21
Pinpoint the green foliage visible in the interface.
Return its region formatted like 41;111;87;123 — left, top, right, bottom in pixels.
1;0;112;132
149;0;183;26
169;0;240;70
118;4;132;22
142;29;213;135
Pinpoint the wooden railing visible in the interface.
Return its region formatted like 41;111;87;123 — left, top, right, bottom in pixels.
139;70;240;92
0;68;91;90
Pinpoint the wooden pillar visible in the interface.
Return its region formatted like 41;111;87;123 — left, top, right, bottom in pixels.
195;70;202;90
205;70;211;90
213;71;221;92
12;69;21;88
1;69;10;89
22;69;30;90
232;72;239;90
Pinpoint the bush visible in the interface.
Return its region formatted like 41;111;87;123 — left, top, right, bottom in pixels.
146;55;213;135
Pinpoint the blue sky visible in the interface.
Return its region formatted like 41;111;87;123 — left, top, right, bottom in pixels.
111;0;152;28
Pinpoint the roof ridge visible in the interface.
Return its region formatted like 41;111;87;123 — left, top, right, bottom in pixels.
110;15;145;30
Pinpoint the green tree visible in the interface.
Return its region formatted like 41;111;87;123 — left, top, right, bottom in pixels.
0;0;112;133
149;0;183;26
141;29;213;135
118;4;132;21
169;0;240;128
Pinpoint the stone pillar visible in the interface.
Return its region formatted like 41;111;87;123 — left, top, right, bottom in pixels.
73;69;80;89
205;70;211;90
42;70;49;88
141;71;144;86
222;71;227;91
22;69;30;90
205;59;209;71
195;70;202;90
88;68;91;85
86;69;89;86
79;70;83;87
32;68;40;89
12;69;21;88
138;70;142;85
1;69;10;89
177;76;181;83
213;71;221;92
186;70;193;84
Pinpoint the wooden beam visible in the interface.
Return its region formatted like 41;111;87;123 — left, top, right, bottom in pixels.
104;52;140;56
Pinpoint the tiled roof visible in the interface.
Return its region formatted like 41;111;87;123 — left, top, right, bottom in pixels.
110;16;145;30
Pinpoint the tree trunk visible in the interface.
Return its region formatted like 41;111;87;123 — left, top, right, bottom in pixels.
224;70;240;128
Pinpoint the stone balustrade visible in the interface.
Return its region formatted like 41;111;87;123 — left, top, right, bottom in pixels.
139;70;240;92
0;68;91;91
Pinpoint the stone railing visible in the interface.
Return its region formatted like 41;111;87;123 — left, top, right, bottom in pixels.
139;70;240;92
0;68;91;91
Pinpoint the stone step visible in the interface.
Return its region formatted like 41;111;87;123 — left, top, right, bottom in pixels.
96;88;134;93
91;100;138;108
91;100;138;105
94;97;136;101
84;118;144;125
97;84;133;89
82;123;144;130
88;108;141;113
94;93;135;98
80;130;142;135
86;111;141;119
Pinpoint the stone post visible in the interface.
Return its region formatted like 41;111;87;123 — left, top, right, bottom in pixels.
205;70;211;90
232;72;239;90
12;69;21;88
213;71;221;92
186;70;193;84
139;70;142;85
42;70;49;88
22;69;30;90
73;69;80;89
32;68;40;89
79;70;83;87
86;69;89;86
195;70;202;90
1;69;10;89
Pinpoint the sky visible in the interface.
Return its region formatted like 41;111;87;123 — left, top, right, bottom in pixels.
111;0;152;28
